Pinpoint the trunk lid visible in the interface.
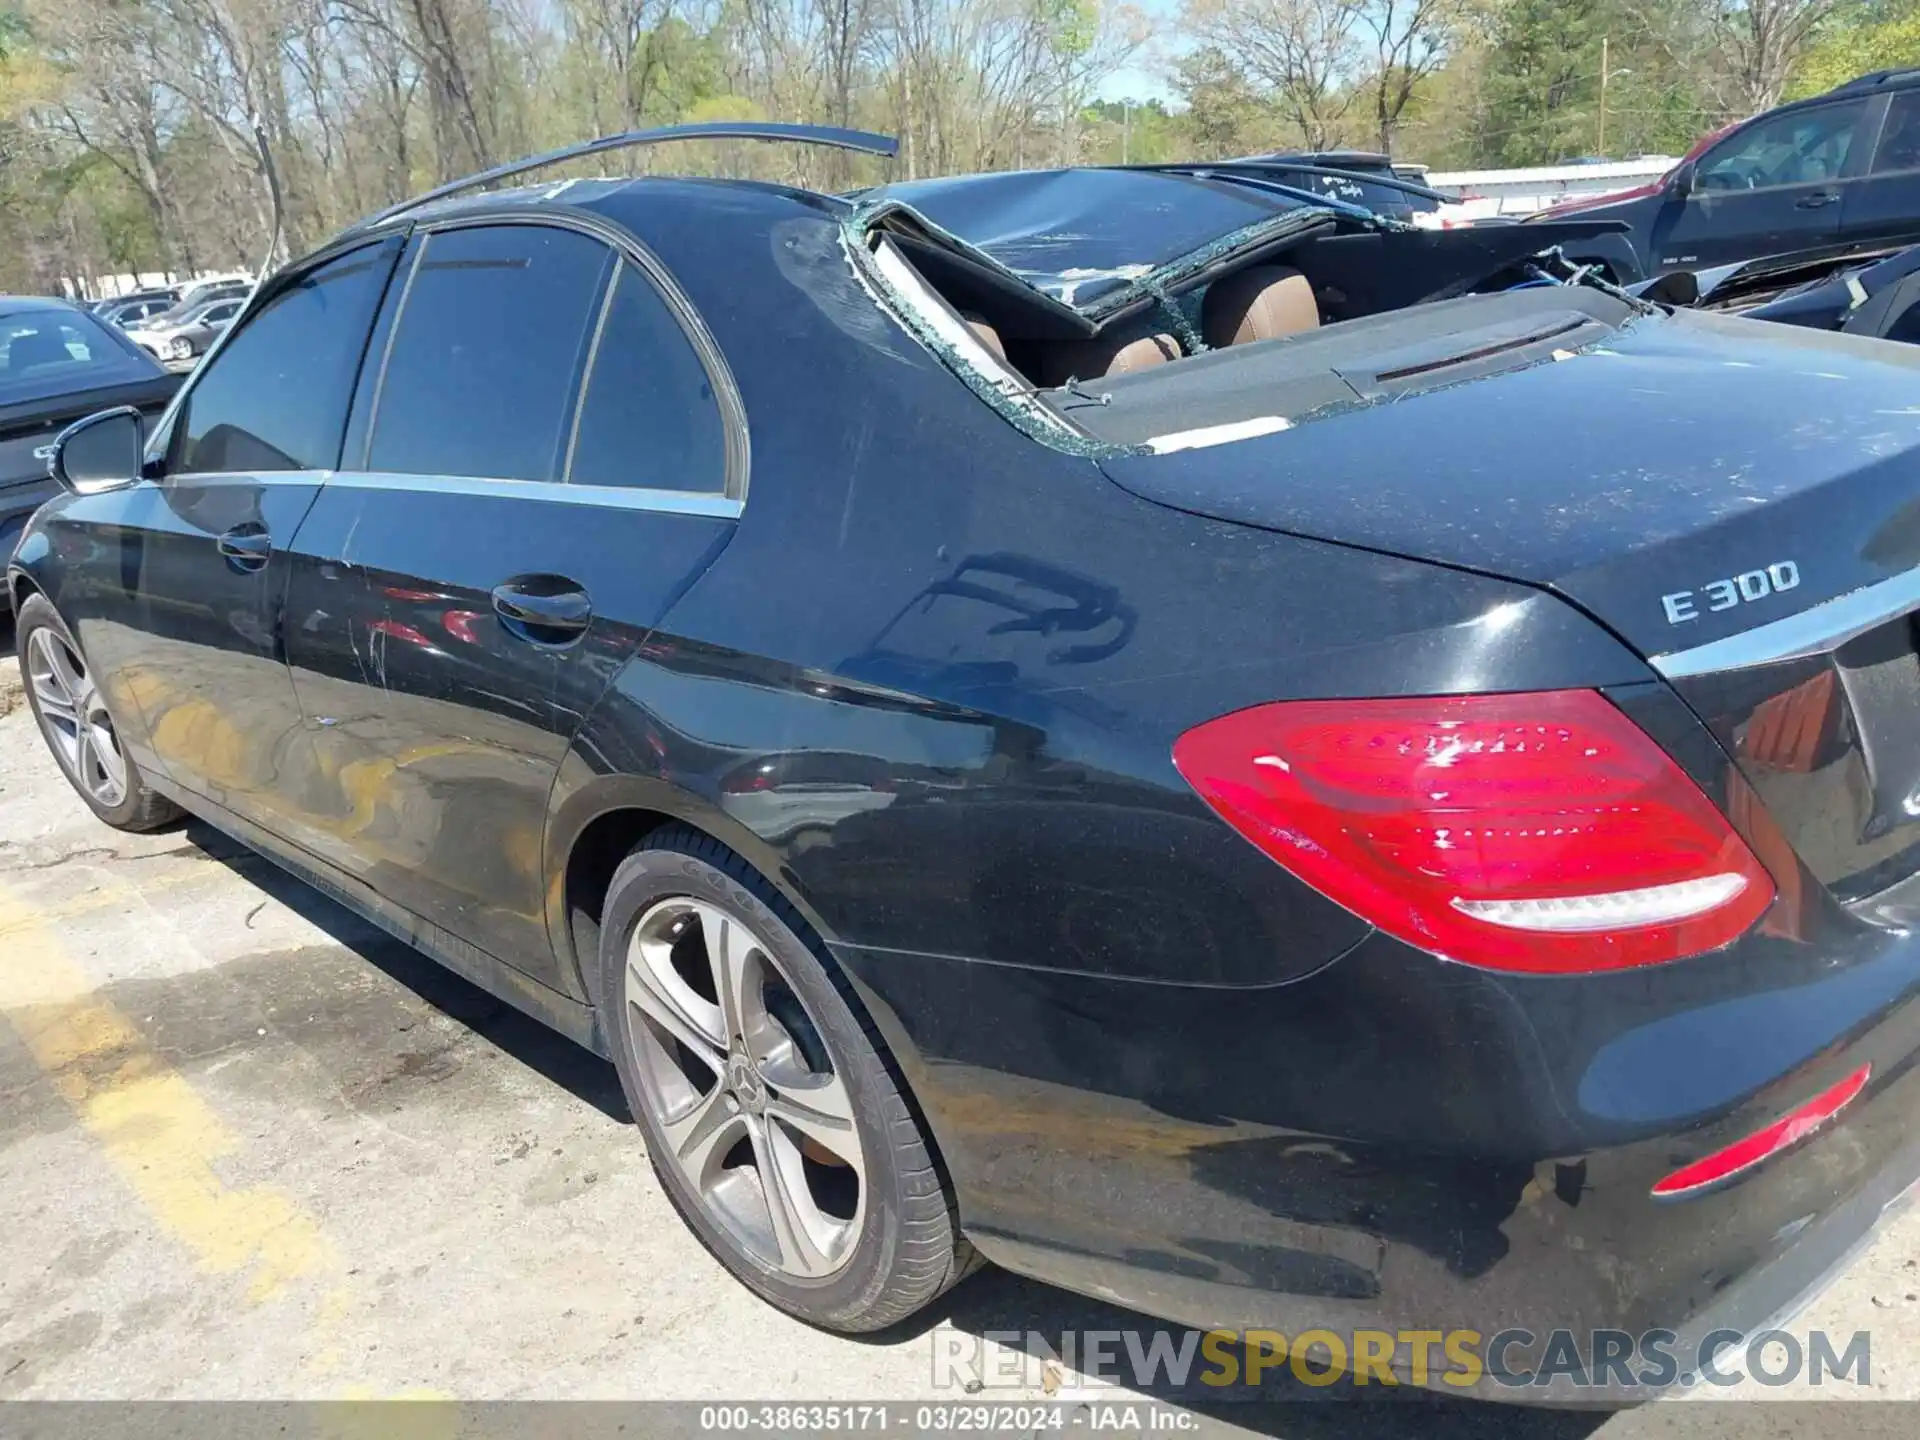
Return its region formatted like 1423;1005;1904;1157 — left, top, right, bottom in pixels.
1099;305;1920;910
0;375;180;493
1100;307;1920;656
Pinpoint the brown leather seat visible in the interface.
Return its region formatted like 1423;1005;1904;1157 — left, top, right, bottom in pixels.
959;312;1007;361
1201;267;1319;349
1037;332;1179;387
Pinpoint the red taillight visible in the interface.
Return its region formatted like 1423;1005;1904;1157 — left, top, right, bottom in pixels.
1172;690;1776;974
1652;1064;1871;1199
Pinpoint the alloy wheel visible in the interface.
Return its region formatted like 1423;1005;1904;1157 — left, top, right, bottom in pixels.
624;896;867;1279
26;628;128;809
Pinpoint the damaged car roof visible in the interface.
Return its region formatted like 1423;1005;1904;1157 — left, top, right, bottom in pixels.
861;167;1317;310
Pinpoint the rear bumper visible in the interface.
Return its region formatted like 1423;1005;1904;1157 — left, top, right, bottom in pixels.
967;1077;1920;1403
841;913;1920;1404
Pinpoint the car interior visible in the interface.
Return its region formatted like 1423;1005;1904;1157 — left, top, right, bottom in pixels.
867;213;1639;448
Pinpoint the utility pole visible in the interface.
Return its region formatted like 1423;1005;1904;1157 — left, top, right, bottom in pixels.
1122;99;1134;165
1599;36;1610;158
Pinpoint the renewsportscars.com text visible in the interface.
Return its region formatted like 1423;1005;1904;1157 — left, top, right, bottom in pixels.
931;1325;1872;1394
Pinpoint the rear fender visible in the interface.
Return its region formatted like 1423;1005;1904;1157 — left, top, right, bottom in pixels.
544;716;844;1009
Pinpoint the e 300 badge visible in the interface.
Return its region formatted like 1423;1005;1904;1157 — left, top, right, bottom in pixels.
1662;562;1801;626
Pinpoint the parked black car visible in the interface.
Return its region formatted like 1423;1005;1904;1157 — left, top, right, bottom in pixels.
1548;69;1920;278
1;297;180;608
1240;149;1449;223
16;122;1920;1395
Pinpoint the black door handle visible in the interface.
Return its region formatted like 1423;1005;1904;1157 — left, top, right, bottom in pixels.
1795;191;1840;209
217;525;272;571
491;579;592;642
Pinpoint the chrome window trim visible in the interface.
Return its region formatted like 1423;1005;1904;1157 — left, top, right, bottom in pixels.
322;469;744;517
151;467;742;520
153;469;331;492
1651;567;1920;679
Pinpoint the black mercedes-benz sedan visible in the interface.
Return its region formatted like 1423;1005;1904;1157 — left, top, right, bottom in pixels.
1;297;180;607
14;121;1920;1394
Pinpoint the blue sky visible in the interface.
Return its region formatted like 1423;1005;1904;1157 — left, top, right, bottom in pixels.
1097;0;1185;106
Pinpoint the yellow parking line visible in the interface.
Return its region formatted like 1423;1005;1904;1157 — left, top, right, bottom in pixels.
0;866;218;942
0;881;334;1303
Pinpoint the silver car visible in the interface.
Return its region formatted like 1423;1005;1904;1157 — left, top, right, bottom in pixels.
131;296;245;362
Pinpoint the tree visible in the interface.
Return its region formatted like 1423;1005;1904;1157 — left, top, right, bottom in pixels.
1630;0;1844;115
1357;0;1471;153
1479;0;1606;163
1170;45;1276;155
1180;0;1362;149
1793;1;1920;95
1081;95;1176;162
1717;0;1846;110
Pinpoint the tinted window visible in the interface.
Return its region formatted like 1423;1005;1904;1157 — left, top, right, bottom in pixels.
1874;92;1920;174
1888;298;1920;345
1699;102;1865;191
174;240;398;474
369;225;612;483
0;309;156;404
569;263;727;493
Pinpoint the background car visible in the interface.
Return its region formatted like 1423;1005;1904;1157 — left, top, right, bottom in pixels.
1543;69;1920;277
89;286;178;318
170;275;252;311
101;296;176;329
1641;236;1920;343
131;295;245;362
1240;149;1449;223
130;279;252;335
0;297;179;604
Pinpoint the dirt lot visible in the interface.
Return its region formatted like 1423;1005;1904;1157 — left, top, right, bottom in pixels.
3;619;1920;1435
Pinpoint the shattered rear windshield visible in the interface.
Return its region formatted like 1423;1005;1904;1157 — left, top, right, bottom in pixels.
865;168;1305;309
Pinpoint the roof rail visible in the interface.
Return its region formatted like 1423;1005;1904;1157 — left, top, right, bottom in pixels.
1829;68;1920;95
363;121;900;229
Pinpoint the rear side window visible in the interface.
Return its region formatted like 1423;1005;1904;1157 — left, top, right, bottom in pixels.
568;262;728;493
173;241;399;474
369;225;613;483
1873;92;1920;175
0;310;155;405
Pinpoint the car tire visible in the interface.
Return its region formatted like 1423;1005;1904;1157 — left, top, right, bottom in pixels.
599;825;979;1332
15;594;181;833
